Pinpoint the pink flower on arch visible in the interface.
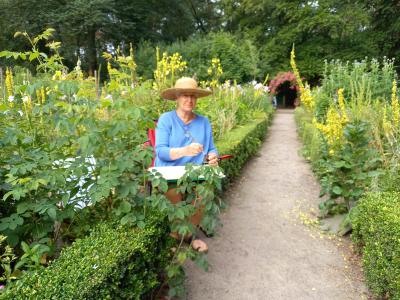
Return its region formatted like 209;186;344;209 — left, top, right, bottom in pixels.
268;71;299;95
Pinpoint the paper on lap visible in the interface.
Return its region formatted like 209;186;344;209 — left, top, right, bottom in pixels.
148;165;225;182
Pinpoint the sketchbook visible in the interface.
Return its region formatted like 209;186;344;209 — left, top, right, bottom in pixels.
148;165;225;182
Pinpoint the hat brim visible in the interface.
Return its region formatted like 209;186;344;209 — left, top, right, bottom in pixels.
161;88;212;100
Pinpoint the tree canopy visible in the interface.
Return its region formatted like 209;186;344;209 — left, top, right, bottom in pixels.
0;0;398;81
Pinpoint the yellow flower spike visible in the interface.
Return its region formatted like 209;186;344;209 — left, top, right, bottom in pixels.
36;89;41;104
290;46;314;111
41;87;46;104
107;62;113;76
314;105;344;150
391;80;399;127
382;104;393;137
5;67;14;98
153;49;188;91
337;88;348;123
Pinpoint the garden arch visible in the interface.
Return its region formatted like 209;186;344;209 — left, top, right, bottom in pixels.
269;71;299;108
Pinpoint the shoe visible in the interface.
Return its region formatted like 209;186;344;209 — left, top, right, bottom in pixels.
191;239;208;253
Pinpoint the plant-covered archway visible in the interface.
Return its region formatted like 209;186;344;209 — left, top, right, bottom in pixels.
269;71;299;108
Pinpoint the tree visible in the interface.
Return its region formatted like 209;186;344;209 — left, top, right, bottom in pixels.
220;0;377;82
0;0;220;74
363;0;400;69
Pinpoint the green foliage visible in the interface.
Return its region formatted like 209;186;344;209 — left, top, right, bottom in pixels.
0;236;18;284
0;29;273;297
294;106;323;164
317;121;381;216
295;57;396;216
351;192;400;299
136;32;261;82
0;0;220;73
0;28;65;73
321;58;397;103
221;0;377;81
0;214;171;299
216;111;273;182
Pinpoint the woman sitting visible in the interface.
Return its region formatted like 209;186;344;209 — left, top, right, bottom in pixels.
155;77;218;252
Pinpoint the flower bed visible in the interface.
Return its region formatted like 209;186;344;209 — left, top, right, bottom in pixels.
291;48;400;297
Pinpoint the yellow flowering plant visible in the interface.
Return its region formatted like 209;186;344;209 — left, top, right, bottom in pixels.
207;58;223;89
290;46;314;111
153;48;187;92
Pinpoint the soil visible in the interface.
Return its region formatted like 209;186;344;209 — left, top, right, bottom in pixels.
183;109;371;300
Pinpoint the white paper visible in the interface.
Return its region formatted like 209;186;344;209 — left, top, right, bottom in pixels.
148;165;225;181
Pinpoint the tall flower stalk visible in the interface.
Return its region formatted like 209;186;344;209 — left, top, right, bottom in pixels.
290;46;314;111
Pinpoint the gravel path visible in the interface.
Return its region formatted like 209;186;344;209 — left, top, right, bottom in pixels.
184;110;370;300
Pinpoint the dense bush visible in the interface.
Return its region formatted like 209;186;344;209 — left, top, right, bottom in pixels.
351;192;400;299
217;110;273;182
0;214;171;300
136;32;261;82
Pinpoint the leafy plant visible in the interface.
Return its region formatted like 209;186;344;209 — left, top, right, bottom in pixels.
318;120;381;216
0;235;18;285
0;28;66;73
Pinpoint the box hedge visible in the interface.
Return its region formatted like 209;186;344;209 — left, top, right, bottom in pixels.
351;192;400;299
216;111;272;182
1;214;171;300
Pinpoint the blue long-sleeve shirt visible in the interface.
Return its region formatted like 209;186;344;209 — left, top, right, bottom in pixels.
155;110;218;166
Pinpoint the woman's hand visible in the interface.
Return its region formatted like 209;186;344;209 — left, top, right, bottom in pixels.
184;143;204;156
169;143;203;160
207;153;218;166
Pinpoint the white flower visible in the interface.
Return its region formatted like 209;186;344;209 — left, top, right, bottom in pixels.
105;94;113;100
18;110;23;116
22;96;29;103
254;83;263;90
92;264;98;269
251;80;257;86
8;95;14;102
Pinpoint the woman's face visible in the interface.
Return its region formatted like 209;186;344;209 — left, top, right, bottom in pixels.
176;93;197;113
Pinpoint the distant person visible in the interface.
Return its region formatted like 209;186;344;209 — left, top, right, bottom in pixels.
272;95;278;108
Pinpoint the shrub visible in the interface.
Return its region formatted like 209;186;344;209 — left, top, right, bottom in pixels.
136;32;261;83
351;192;400;299
216;111;273;182
1;214;171;300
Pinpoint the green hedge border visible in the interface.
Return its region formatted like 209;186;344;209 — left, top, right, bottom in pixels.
1;214;171;300
351;192;400;299
216;111;273;183
1;110;273;299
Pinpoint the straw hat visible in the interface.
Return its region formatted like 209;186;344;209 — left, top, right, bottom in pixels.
161;77;212;100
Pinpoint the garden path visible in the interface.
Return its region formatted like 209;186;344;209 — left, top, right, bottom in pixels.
184;110;369;300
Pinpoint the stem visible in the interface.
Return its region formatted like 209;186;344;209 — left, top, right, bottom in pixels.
154;235;186;300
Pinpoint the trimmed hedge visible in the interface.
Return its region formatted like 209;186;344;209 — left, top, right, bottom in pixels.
216;111;273;182
1;214;171;300
351;192;400;299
